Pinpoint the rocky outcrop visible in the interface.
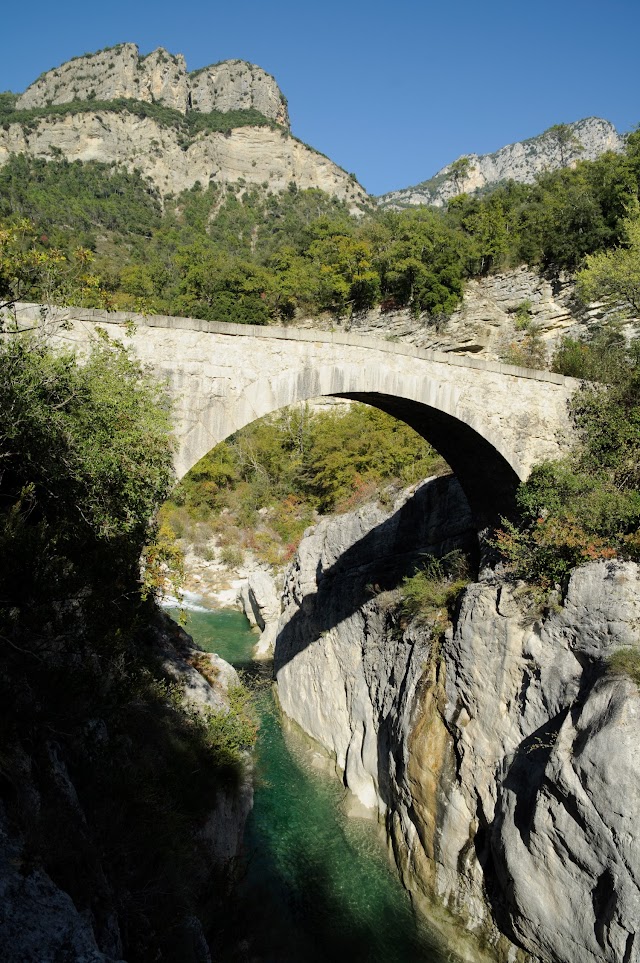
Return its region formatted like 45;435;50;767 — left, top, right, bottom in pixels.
16;44;289;127
189;60;289;126
0;111;366;207
4;45;372;207
275;475;476;807
380;117;623;208
0;800;124;963
301;264;637;363
239;570;281;658
274;481;640;963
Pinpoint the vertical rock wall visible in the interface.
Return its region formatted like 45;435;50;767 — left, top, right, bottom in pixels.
16;44;290;127
275;480;640;963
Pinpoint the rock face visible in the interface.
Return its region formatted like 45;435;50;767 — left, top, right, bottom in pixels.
0;612;251;963
380;117;623;208
0;112;366;205
239;570;281;658
275;476;476;809
0;108;365;209
4;44;373;207
0;805;124;963
306;264;637;363
274;482;640;963
16;43;289;127
189;60;289;126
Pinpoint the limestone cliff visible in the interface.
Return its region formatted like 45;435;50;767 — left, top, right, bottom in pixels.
379;117;623;208
296;264;638;363
274;479;640;963
0;112;366;207
16;43;289;127
4;45;370;208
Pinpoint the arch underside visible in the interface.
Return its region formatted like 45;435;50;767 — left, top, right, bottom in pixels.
333;392;520;525
178;366;522;525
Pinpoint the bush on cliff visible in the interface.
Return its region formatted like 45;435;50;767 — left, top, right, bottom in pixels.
400;551;471;634
496;332;640;588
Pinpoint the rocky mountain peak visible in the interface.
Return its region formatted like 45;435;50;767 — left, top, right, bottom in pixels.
15;43;290;128
380;116;624;208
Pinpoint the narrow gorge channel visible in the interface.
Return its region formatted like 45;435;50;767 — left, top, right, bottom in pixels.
169;603;467;963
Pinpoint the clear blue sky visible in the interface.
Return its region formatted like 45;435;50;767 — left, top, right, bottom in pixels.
1;0;638;196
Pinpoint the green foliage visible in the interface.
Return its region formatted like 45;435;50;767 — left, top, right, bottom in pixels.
544;123;585;166
448;156;475;193
3;127;640;326
513;299;534;330
607;648;640;687
0;331;255;958
0;325;262;960
552;324;637;382
199;683;258;768
164;404;446;568
0;154;162;247
0;91;17;115
0;218;112;312
400;552;470;632
496;334;640;587
500;325;547;369
0;97;279;143
0;336;174;562
576;209;640;317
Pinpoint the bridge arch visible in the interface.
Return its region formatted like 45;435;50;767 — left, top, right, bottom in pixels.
176;362;529;524
27;304;576;527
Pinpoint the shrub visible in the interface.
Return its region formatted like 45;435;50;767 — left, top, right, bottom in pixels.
607;648;640;687
513;299;534;330
501;326;547;369
220;544;244;568
400;552;470;632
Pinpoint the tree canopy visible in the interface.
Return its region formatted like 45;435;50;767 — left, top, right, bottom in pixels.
1;129;638;327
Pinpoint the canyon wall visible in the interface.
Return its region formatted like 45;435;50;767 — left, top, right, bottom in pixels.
274;479;640;963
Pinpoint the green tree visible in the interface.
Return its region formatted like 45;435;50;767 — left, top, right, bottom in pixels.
497;334;640;586
449;156;475;194
545;123;584;167
577;210;640;316
0;218;111;320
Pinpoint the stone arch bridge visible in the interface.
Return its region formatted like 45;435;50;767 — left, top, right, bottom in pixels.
19;304;577;523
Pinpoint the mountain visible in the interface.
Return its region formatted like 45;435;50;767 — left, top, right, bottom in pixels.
379;117;624;208
15;43;290;125
0;44;368;209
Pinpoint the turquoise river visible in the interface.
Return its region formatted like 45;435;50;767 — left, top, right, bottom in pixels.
172;604;467;963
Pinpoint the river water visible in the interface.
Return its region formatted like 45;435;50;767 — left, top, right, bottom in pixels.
172;604;465;963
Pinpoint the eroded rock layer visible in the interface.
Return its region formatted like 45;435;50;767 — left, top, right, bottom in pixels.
275;479;640;963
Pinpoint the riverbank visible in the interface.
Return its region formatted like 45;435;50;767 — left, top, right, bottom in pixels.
171;600;475;963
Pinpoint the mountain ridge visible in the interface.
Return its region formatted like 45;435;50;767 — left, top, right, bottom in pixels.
15;42;290;126
0;47;627;218
0;44;368;209
379;116;624;207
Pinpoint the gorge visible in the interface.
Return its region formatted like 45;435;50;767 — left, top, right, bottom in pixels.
1;41;639;963
272;477;640;963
